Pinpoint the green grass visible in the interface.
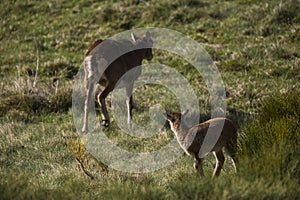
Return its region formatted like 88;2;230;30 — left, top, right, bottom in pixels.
1;0;300;199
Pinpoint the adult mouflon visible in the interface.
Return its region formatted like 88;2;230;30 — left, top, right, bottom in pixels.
82;31;153;133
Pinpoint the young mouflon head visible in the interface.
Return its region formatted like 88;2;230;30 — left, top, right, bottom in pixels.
166;110;189;130
166;110;189;122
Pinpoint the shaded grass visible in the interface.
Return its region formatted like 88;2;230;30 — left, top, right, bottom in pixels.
0;83;72;120
2;91;298;199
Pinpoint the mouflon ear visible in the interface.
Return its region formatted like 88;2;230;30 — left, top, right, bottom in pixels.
181;109;189;117
146;31;151;38
131;33;137;43
165;112;173;121
165;112;170;120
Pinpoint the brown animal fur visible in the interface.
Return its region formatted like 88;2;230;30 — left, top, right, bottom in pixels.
82;32;153;132
166;110;238;177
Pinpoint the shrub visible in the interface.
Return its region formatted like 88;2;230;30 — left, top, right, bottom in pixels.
241;90;300;153
240;90;300;181
273;0;300;25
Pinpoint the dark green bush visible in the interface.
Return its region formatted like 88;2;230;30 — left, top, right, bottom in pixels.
241;90;300;154
273;0;300;25
0;85;72;120
240;90;300;181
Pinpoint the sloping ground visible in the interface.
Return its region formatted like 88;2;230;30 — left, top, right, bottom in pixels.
0;0;299;199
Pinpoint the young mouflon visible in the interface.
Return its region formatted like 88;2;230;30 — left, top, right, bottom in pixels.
166;110;238;177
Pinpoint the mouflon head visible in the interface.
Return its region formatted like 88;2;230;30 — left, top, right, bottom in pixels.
131;31;153;61
166;110;189;132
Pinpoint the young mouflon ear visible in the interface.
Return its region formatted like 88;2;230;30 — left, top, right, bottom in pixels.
131;33;137;43
164;112;171;120
146;31;151;38
181;109;189;117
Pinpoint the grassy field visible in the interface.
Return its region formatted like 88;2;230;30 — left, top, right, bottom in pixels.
0;0;299;199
